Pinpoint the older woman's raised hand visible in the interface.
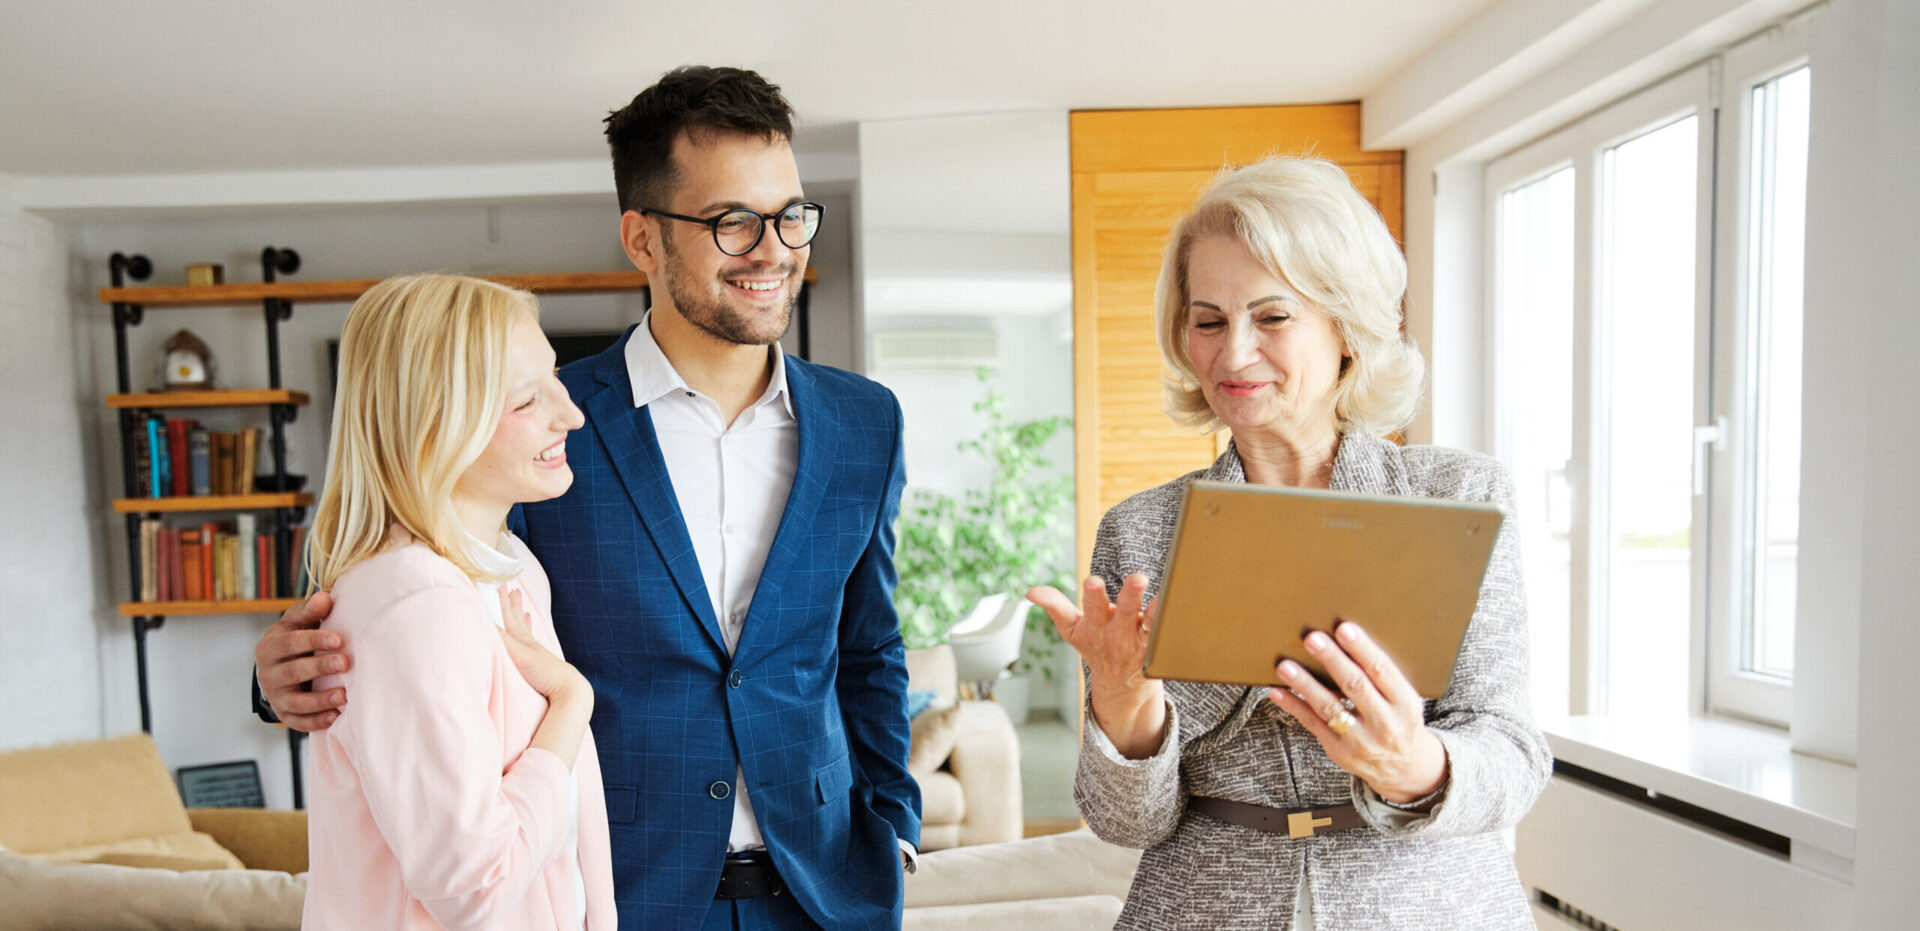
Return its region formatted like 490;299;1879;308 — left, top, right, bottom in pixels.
1266;620;1450;806
1028;574;1169;759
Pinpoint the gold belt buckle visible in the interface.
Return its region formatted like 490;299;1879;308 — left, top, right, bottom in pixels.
1287;810;1334;839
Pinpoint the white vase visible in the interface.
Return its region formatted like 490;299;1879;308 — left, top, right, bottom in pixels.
994;673;1033;726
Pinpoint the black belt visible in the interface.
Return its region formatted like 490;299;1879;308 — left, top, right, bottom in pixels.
1189;795;1368;838
715;850;785;899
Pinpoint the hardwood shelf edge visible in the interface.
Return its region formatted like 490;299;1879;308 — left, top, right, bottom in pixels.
120;599;301;617
99;268;818;307
106;389;310;409
112;493;314;514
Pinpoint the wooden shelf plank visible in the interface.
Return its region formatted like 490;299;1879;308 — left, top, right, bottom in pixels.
106;389;309;409
98;268;817;307
112;493;313;514
120;599;300;617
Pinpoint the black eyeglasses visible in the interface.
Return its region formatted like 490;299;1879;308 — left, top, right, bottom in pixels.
641;202;825;256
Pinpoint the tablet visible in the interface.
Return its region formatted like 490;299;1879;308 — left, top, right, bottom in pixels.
1142;480;1503;699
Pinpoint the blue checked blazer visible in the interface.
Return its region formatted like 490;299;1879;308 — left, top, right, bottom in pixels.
507;325;920;930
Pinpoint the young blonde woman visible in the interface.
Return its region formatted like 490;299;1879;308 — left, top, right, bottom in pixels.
301;274;615;930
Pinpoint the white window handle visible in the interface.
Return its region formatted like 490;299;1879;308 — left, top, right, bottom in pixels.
1693;416;1727;496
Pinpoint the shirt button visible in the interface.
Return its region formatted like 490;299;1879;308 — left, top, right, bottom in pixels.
708;781;732;800
728;669;744;689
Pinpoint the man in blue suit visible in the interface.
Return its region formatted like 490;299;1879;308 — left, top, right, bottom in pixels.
256;67;919;929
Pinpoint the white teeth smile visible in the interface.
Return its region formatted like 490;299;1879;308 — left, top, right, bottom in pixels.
534;441;565;462
731;280;780;291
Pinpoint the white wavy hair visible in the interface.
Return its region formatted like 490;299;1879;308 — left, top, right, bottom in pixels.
1153;156;1426;437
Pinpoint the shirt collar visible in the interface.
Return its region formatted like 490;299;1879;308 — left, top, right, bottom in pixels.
461;527;522;580
624;312;794;418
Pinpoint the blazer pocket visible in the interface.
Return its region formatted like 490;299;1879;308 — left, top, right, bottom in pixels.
814;757;853;806
603;785;637;824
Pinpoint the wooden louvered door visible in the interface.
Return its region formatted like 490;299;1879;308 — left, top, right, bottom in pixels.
1070;105;1403;574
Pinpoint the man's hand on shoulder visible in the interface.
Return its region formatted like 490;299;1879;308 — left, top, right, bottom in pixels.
255;592;349;731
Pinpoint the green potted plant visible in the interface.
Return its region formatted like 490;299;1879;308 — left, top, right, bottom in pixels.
894;369;1074;710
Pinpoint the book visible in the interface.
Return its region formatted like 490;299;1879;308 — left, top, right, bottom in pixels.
256;533;272;600
132;423;152;500
161;528;180;602
236;513;257;603
145;417;165;499
239;428;260;495
213;433;235;496
167;419;191;498
288;525;308;596
138;519;157;602
180;530;204;602
189;427;212;496
199;521;218;600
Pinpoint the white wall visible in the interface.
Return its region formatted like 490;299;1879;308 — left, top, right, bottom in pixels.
0;178;105;752
1811;0;1920;921
36;187;855;808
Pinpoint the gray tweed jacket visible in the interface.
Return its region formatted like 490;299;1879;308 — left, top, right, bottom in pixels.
1076;430;1550;930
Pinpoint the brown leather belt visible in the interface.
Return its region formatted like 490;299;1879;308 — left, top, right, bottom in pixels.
1189;795;1368;839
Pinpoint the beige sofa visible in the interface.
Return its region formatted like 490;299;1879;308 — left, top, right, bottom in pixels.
905;827;1144;930
905;644;1024;850
0;733;306;930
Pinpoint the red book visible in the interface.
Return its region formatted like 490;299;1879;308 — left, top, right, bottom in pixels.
167;420;191;498
199;522;219;600
256;534;270;599
180;530;204;602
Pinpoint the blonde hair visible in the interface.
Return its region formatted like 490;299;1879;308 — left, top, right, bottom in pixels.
308;274;538;591
1152;156;1425;437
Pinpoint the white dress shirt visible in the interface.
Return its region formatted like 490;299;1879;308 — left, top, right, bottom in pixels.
625;316;918;869
625;315;797;853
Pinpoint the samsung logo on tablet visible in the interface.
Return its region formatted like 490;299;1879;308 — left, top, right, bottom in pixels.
1321;517;1363;531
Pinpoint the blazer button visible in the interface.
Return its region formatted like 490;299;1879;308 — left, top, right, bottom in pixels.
708;781;732;800
728;669;744;689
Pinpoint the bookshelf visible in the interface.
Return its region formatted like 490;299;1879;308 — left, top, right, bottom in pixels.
102;247;321;807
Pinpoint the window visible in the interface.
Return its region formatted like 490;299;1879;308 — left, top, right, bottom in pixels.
1708;37;1812;723
1487;22;1811;725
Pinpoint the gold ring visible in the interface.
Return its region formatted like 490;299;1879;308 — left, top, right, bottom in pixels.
1327;709;1356;736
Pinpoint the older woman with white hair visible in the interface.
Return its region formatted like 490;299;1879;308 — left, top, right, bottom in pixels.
1030;157;1550;929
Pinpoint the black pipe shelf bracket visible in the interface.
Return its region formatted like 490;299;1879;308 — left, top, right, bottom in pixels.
105;247;310;808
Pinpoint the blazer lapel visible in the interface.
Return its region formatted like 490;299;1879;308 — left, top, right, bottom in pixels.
584;332;728;655
735;359;836;655
1330;430;1410;496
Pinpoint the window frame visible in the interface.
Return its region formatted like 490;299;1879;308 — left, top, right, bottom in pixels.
1485;64;1718;718
1706;20;1813;725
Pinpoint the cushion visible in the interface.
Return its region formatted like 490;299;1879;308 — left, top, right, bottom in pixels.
906;688;937;720
904;645;960;708
87;851;231;872
0;850;305;930
908;704;963;778
918;770;966;827
0;734;191;855
904;895;1125;931
37;831;246;871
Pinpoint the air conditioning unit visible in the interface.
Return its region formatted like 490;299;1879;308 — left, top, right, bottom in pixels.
869;328;999;370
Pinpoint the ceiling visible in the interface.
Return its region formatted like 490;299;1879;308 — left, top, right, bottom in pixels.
0;0;1499;179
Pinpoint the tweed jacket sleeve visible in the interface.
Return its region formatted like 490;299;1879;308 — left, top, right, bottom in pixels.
1357;443;1551;838
1074;432;1551;853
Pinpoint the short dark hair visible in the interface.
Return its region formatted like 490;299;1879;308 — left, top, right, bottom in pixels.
604;66;795;214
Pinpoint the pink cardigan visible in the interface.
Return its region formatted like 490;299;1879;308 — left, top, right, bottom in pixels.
304;534;617;930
